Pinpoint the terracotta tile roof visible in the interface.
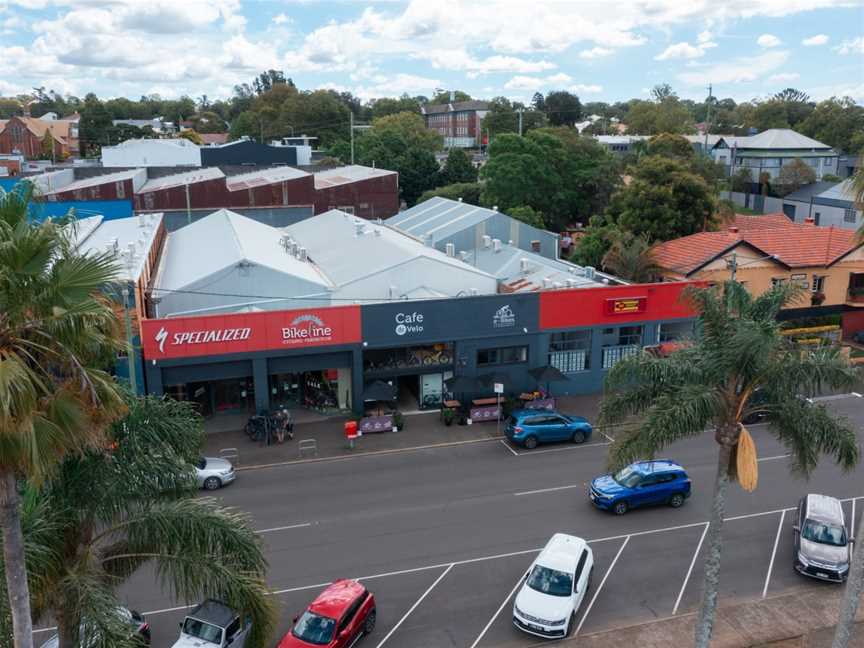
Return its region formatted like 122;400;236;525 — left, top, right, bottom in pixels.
653;214;862;275
199;133;229;145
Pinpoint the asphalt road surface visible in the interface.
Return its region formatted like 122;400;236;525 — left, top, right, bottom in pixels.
36;393;864;647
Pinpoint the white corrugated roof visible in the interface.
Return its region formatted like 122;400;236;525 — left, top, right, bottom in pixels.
43;169;145;195
819;178;855;202
226;166;309;191
313;165;396;189
137;167;225;193
155;209;331;292
72;213;164;282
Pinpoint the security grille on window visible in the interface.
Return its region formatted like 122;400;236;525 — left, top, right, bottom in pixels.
812;275;826;293
844;208;857;224
771;277;788;287
790;273;808;288
477;346;528;366
549;331;591;373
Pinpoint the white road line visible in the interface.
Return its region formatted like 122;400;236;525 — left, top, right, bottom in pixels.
575;536;630;635
725;506;795;522
758;454;791;462
672;522;709;615
514;483;583;497
852;392;862;398
514;441;611;456
762;510;786;599
469;570;527;648
500;439;519;456
257;522;313;534
375;564;453;648
851;498;857;537
600;429;616;443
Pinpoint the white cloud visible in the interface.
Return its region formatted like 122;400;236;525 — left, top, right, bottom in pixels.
273;13;290;25
677;50;789;85
570;83;603;94
768;72;800;82
808;82;864;102
697;30;713;44
420;49;556;76
654;38;717;60
802;34;828;46
756;33;781;48
835;36;864;55
504;76;546;91
546;72;573;84
578;47;613;60
352;73;441;100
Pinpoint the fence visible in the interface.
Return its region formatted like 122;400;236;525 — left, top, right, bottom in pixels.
601;344;640;370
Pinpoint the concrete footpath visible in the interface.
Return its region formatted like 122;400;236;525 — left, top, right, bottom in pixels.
570;588;864;648
203;393;605;468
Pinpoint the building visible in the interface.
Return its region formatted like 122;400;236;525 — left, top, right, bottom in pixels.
652;213;864;338
716;129;839;181
199;133;229;146
111;118;175;135
313;165;399;219
101;138;202;168
388;197;560;259
42;168;147;202
781;179;863;230
200;138;304;167
593;135;650;155
0;116;77;159
421;101;490;148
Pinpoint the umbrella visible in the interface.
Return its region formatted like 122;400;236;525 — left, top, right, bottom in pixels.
528;365;570;397
361;380;396;402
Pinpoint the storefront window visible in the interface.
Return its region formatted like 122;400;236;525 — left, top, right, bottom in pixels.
269;370;343;413
549;331;591;373
602;326;643;369
165;378;254;418
657;321;695;343
364;343;453;373
477;345;528;366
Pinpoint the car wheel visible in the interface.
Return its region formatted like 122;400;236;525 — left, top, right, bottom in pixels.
203;476;222;490
669;493;685;508
523;436;538;450
613;500;628;515
571;430;586;444
364;608;376;635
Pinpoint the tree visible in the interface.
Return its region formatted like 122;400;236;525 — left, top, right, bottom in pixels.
396;148;441;206
543;91;582;126
0;393;276;648
177;130;203;145
650;83;676;102
625;98;695;135
599;280;859;648
229;111;260;141
0;185;127;648
482;97;518;137
752;100;791;130
78;93;112;157
370;95;421;119
852;161;864;243
776;158;817;196
441;148;478;184
429;90;471;104
606;155;716;241
507;206;545;229
771;88;814;127
799;97;864;154
569;217;621;268
39;132;55;160
647;133;694;160
417;182;484;206
601;232;661;282
731;168;754;194
252;70;291;95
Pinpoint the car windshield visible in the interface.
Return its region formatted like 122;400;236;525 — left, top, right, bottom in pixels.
292;611;336;646
182;618;222;644
526;565;572;597
613;466;643;488
802;520;847;546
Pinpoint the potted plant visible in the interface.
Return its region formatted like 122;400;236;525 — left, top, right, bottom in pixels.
811;291;826;306
442;408;455;426
392;410;404;431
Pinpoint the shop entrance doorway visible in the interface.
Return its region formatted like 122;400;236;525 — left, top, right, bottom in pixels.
164;377;256;419
268;369;346;415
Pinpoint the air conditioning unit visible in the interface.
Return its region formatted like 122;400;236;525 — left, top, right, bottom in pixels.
298;247;307;262
584;266;596;280
482;235;492;248
492;238;502;252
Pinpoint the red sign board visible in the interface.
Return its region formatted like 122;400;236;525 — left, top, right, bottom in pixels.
605;297;647;315
141;306;361;360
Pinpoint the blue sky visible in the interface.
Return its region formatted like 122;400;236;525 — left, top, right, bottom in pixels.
0;0;862;105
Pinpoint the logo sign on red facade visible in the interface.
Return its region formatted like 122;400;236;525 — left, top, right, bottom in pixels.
141;306;361;360
605;297;647;316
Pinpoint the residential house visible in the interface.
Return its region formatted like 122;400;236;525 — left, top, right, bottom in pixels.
593;135;650;155
0;115;77;159
652;213;864;338
781;179;862;230
421;100;490;148
713;129;838;181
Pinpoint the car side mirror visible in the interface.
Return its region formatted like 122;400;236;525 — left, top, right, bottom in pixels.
792;525;800;532
292;615;299;624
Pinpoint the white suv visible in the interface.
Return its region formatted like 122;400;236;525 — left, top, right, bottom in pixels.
513;533;593;639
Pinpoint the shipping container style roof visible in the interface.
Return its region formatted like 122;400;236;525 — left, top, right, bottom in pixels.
226;166;310;191
313;165;396;189
42;168;146;195
137;167;225;193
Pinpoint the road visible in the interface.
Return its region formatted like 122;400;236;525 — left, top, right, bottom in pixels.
39;393;864;647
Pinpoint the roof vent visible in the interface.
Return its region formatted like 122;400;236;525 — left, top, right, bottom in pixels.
492;238;502;252
389;285;397;299
445;242;455;257
459;251;468;261
584;266;596;280
298;247;307;262
804;216;815;226
355;221;366;236
111;238;119;253
374;228;382;237
553;281;563;289
470;288;479;295
566;279;576;288
376;218;383;224
508;240;514;246
520;258;529;273
492;205;498;212
458;197;463;202
542;277;552;289
482;235;492;248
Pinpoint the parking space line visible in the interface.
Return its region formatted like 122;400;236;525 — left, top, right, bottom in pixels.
500;439;519;456
725;506;795;522
513;441;611;456
468;570;527;648
851;498;857;536
575;536;630;635
672;522;709;615
758;454;791;462
257;522;313;534
514;483;582;497
375;564;453;648
762;510;786;598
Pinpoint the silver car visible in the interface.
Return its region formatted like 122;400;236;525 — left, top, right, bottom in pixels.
195;457;236;490
793;493;852;582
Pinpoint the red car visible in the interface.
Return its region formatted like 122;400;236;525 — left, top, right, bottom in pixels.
278;580;376;647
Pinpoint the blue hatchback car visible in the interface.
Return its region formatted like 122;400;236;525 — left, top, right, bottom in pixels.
589;460;691;515
504;409;593;449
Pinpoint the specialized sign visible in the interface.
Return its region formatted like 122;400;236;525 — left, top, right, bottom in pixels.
605;297;647;316
142;306;361;360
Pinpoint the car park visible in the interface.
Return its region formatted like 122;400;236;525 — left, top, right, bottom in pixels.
195;457;236;490
39;607;150;648
793;493;852;582
172;599;250;648
589;459;691;515
512;533;593;639
278;579;376;647
504;409;593;449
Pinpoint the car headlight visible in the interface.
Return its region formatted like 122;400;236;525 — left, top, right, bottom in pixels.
797;552;810;566
220;469;233;476
838;562;849;572
548;618;567;627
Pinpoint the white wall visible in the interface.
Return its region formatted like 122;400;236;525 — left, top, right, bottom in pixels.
102;140;201;168
30;169;74;194
783;200;862;230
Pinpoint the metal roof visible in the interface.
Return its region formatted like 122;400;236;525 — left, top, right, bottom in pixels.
313;165;396;189
72;213;164;281
783;181;840;202
818;178;855;203
43;169;145;195
388;197;493;241
226;166;310;191
137;167;225;193
422;100;490;114
731;129;832;150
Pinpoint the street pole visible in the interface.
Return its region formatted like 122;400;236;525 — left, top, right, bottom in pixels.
121;285;137;394
728;251;738;282
704;83;712;154
350;112;354;165
518;108;523;136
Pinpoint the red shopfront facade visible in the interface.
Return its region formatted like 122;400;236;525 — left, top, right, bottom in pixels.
142;306;363;418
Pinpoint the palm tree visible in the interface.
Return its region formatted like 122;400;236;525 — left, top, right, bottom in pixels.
599;281;859;648
0;184;127;648
1;394;275;648
852;158;863;243
601;232;661;283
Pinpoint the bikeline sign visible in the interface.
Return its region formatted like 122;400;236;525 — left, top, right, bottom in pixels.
142;306;361;360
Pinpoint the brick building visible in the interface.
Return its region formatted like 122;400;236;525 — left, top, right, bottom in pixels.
0;116;78;159
421;101;490;148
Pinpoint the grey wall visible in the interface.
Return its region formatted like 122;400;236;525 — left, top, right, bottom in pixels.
160;206;314;231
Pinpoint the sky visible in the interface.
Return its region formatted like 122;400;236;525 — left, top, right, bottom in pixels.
0;0;862;106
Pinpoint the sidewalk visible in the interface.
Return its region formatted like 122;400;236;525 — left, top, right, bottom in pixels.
202;393;606;468
568;587;864;648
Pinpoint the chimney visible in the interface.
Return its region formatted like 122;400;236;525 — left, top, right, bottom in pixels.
804;217;815;226
492;238;502;252
445;242;455;257
728;226;739;233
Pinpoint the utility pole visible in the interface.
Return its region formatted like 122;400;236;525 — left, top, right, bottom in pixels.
350;111;354;165
727;251;738;282
518;108;523;136
121;285;137;394
704;83;712;154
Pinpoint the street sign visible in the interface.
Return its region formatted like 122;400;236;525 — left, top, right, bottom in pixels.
494;382;504;394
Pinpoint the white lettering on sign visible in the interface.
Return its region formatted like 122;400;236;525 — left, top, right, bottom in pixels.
281;314;333;344
394;311;424;336
158;327;252;354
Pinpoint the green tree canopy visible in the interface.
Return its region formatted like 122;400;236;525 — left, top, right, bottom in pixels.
601;231;661;282
429;90;471;104
799;97;864;154
543;90;582;126
647;133;694;160
507;205;545;229
776;158;817;196
370;95;421;119
626;97;695;135
78;93;113;157
441;148;478;184
417;182;484;206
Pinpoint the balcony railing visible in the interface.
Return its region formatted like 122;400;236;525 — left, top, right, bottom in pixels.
601;344;640;370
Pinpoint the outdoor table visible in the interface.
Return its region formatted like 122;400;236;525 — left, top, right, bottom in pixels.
472;397;498;406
